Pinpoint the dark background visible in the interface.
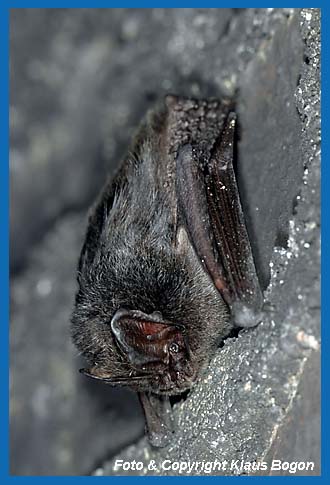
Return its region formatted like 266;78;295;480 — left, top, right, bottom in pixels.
10;8;320;476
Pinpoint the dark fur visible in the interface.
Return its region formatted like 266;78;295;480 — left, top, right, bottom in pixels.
71;96;233;395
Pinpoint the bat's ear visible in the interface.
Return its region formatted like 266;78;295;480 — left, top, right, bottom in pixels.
79;366;154;387
79;367;113;381
110;309;188;367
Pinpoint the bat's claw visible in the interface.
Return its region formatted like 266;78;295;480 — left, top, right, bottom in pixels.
231;301;264;328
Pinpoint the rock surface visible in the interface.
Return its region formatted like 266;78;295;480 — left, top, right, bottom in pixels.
10;8;320;476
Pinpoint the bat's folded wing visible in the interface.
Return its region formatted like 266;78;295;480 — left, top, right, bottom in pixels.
176;112;263;328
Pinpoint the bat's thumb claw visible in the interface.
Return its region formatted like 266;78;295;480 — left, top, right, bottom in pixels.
231;302;264;328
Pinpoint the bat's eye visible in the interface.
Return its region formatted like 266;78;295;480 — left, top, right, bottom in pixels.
169;342;179;354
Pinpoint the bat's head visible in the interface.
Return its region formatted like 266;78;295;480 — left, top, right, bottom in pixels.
71;217;228;395
77;308;197;394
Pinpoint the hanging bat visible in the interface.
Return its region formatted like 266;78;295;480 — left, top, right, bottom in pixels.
71;95;263;448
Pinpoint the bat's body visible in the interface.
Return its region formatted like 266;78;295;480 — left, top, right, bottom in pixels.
71;96;263;446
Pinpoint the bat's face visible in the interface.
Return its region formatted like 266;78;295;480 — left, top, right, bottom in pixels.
109;308;196;393
80;308;197;395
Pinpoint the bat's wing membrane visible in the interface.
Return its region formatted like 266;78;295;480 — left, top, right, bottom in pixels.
176;112;263;327
139;392;173;448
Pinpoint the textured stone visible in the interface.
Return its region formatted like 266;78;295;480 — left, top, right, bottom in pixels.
10;8;320;476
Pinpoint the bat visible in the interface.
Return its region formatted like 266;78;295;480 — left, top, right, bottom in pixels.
71;95;263;447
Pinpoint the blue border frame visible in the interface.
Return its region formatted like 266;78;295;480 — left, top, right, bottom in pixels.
1;3;9;481
3;2;326;481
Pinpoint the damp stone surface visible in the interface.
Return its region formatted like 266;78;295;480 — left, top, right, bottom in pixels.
10;9;320;476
